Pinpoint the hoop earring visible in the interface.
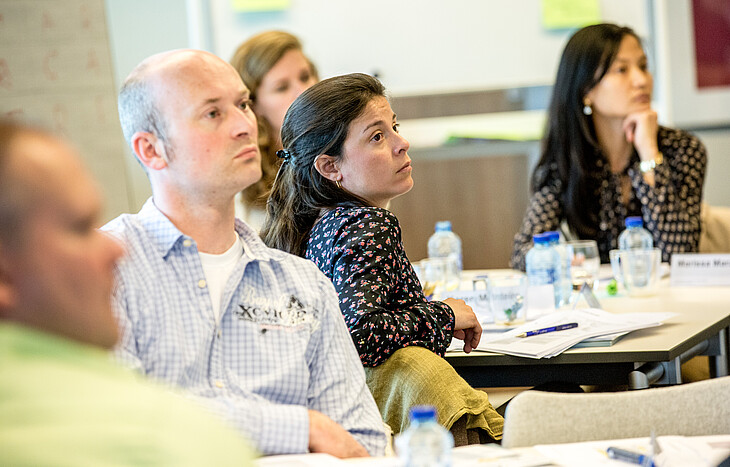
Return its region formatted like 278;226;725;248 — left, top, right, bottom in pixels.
335;180;342;189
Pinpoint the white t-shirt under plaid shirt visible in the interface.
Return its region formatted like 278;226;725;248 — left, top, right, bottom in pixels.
103;199;387;456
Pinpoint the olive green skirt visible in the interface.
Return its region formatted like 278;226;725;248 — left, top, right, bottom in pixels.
364;345;503;441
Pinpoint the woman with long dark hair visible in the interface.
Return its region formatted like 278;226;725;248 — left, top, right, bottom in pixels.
261;73;502;444
511;23;707;269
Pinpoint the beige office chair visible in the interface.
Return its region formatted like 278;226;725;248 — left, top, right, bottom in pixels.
501;376;730;448
699;203;730;253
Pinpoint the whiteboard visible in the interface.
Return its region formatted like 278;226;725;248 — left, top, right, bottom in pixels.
207;0;650;95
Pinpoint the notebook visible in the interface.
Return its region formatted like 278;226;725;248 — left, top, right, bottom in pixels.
573;331;629;348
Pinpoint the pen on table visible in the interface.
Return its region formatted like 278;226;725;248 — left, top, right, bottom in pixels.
516;322;578;338
606;446;654;466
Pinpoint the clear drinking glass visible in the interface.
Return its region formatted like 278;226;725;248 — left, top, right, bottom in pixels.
413;257;460;300
566;240;601;293
472;272;527;325
487;273;527;325
609;248;662;297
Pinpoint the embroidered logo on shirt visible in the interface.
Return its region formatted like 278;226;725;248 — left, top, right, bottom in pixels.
235;290;318;329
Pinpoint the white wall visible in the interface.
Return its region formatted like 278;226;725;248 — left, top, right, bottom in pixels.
104;0;192;209
652;1;730;207
207;0;650;95
102;0;729;213
696;130;730;207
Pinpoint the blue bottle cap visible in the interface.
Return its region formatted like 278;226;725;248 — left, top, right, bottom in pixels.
625;216;643;228
544;231;560;244
435;221;452;233
533;232;552;245
409;405;437;423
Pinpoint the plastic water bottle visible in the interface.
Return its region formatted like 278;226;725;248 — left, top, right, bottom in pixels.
618;217;653;287
395;406;453;467
427;221;463;273
525;232;559;307
546;231;571;307
618;217;653;250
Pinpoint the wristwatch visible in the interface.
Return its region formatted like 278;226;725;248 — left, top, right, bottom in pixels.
640;152;664;173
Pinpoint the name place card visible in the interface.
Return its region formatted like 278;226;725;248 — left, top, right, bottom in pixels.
438;289;492;324
670;254;730;286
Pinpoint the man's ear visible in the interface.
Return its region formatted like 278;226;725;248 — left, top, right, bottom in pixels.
131;131;169;171
313;154;341;182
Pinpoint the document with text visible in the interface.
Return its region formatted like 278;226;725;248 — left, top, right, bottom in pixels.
470;308;677;359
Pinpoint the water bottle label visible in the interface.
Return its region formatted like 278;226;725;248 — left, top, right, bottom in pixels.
527;268;557;285
619;226;654;250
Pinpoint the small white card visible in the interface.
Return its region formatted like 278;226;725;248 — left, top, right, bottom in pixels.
670;253;730;286
438;289;493;324
526;284;556;319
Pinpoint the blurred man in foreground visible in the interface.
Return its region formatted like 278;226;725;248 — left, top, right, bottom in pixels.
0;121;253;465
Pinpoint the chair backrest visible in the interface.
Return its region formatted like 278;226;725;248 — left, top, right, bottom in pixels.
501;377;730;448
699;203;730;253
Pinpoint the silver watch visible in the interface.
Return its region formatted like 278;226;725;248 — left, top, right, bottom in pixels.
640;152;664;173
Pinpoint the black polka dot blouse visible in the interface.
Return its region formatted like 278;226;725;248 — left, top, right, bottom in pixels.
305;206;455;367
511;126;707;270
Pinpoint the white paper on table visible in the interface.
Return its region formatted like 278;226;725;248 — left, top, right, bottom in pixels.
654;435;730;467
534;435;730;467
477;308;677;358
255;453;348;466
257;454;403;467
452;444;551;467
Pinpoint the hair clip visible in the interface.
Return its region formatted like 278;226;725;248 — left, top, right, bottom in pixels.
276;149;291;161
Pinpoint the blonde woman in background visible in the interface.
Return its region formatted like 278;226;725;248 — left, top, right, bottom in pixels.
230;31;318;230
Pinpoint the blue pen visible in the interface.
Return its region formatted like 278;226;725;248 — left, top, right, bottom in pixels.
606;446;654;466
516;322;578;338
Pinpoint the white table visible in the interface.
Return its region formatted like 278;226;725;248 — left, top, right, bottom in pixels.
256;434;730;466
445;271;730;389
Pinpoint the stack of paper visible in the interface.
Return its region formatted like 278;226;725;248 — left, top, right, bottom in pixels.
477;308;676;359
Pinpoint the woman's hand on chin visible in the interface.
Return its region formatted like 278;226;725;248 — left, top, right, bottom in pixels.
623;109;659;161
